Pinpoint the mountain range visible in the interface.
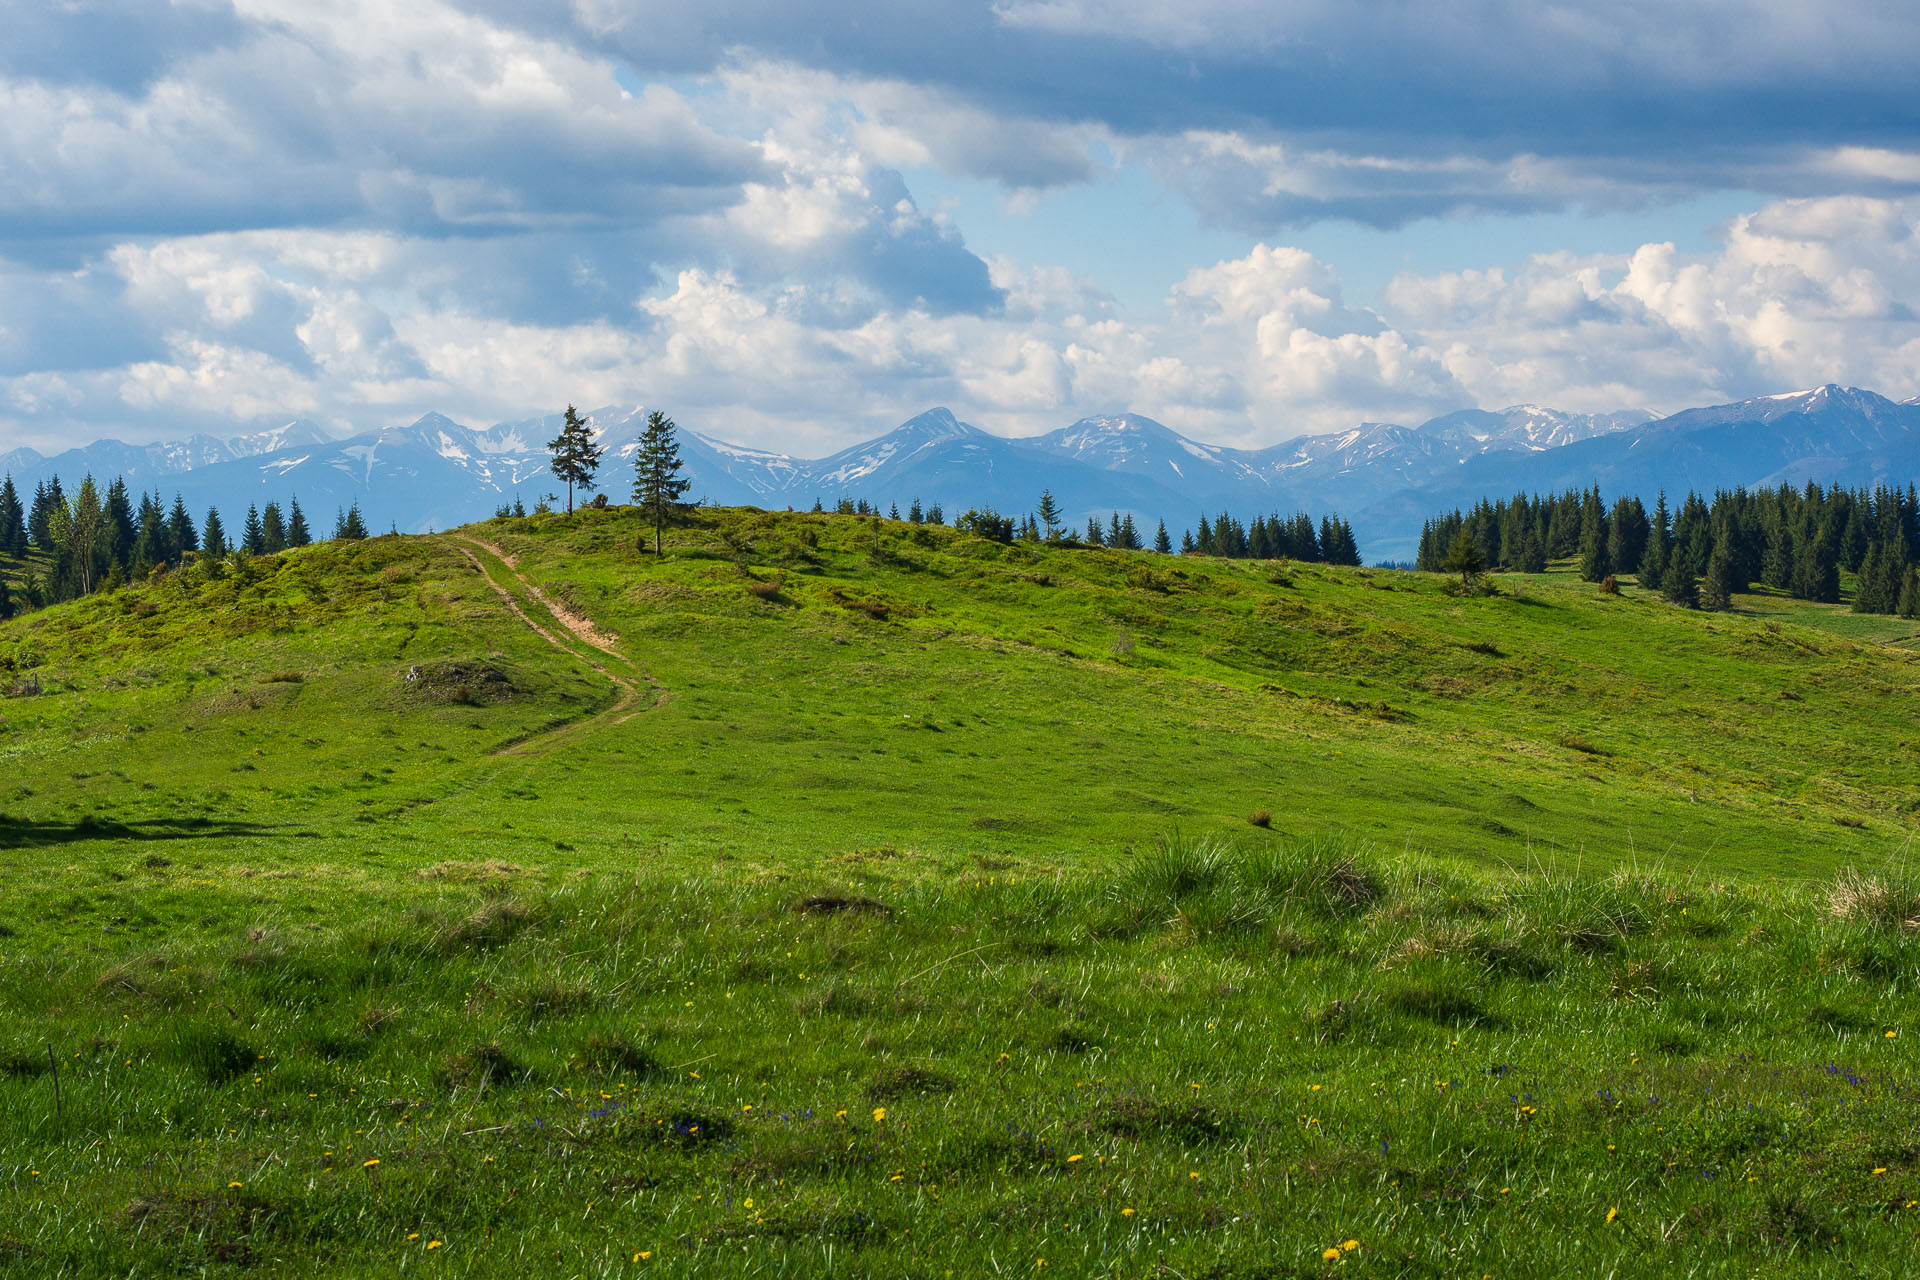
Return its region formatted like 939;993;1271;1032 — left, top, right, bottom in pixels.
3;388;1917;562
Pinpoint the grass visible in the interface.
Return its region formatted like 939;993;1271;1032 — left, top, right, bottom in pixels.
0;505;1917;1275
3;841;1918;1276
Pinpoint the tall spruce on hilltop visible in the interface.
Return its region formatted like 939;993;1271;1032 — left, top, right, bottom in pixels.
548;404;604;515
631;409;692;557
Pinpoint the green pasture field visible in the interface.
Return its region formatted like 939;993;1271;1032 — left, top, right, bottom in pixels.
0;506;1916;1277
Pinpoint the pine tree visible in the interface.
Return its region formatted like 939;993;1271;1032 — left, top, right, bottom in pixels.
1701;540;1738;611
1660;553;1698;608
1154;520;1172;554
1790;528;1840;603
1577;503;1611;582
927;502;944;526
1036;490;1061;539
547;404;605;515
630;409;692;557
889;502;900;521
104;479;135;570
261;502;287;554
243;505;265;554
30;477;64;550
908;498;924;524
1444;529;1486;590
333;503;368;541
287;498;311;548
1084;516;1105;546
1640;492;1671;585
167;495;198;560
203;508;228;559
1516;527;1547;574
0;475;23;559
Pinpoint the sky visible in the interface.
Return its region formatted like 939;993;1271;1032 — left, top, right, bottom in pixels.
5;1;1920;457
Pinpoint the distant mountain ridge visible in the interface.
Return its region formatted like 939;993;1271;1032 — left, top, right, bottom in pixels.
2;387;1915;561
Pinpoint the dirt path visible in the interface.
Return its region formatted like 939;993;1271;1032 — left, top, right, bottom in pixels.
459;534;623;655
450;536;667;751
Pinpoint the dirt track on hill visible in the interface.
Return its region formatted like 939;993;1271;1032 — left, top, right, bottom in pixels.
450;535;667;750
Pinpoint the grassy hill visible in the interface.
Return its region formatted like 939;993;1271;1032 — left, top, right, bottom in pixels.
1;507;1917;1276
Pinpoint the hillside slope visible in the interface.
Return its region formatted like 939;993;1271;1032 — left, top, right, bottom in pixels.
2;506;1915;883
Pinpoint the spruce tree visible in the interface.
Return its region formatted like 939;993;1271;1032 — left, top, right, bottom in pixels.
1701;540;1737;611
30;477;63;550
1084;516;1105;546
167;495;198;559
1154;520;1172;554
630;409;692;557
1660;554;1698;608
927;502;944;525
203;508;228;559
243;504;265;554
261;502;287;554
1036;490;1061;539
908;498;923;524
104;479;135;570
0;475;23;559
547;404;604;514
1577;503;1611;582
287;498;311;548
1640;492;1671;585
1516;527;1547;573
1444;529;1486;590
333;503;368;541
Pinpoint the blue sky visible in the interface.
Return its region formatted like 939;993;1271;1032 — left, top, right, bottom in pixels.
3;0;1920;455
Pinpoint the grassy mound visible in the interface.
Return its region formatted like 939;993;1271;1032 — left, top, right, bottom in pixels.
2;504;1918;1275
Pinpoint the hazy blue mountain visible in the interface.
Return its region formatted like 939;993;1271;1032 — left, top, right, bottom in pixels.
1423;386;1920;507
2;388;1914;560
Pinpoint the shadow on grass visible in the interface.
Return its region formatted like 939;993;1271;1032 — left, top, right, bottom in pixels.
0;815;279;850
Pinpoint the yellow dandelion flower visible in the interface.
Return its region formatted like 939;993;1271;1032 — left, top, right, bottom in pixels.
1310;1084;1322;1091
1322;1247;1341;1260
1342;1239;1358;1252
873;1107;887;1123
1190;1171;1200;1179
1606;1207;1619;1224
743;1198;753;1209
836;1110;848;1120
363;1159;380;1168
1066;1154;1083;1164
408;1234;419;1241
427;1240;442;1250
228;1181;243;1189
1121;1208;1135;1217
1874;1167;1889;1175
1887;1030;1898;1039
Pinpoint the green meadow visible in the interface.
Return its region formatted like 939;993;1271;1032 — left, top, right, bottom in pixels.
1;507;1917;1277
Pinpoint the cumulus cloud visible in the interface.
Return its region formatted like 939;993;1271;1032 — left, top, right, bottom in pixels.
5;2;1920;457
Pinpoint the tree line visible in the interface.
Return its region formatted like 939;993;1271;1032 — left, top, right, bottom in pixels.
1417;482;1920;614
0;472;368;620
